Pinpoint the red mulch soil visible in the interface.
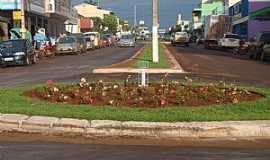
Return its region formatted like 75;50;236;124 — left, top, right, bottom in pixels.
24;79;264;108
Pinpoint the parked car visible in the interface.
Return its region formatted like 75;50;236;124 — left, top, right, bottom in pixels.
118;34;136;47
83;32;101;49
171;32;190;47
261;43;270;61
84;36;95;50
101;34;112;47
248;32;270;60
218;33;240;48
0;39;37;67
102;34;113;45
71;33;87;53
56;36;80;55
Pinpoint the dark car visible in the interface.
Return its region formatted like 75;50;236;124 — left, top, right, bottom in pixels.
261;44;270;61
248;32;270;60
0;39;36;67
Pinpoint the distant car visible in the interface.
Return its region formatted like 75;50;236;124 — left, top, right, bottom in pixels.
84;36;95;50
83;32;101;49
71;33;87;53
218;33;240;48
101;34;112;47
248;32;270;60
261;43;270;61
118;34;136;47
0;39;36;67
56;36;80;55
171;32;190;47
102;34;113;45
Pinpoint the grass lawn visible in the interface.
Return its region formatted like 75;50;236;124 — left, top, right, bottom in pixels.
131;43;170;69
1;85;270;122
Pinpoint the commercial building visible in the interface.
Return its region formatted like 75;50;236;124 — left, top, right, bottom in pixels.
74;3;112;20
0;0;77;38
192;8;203;30
176;14;191;31
229;0;270;39
201;0;225;21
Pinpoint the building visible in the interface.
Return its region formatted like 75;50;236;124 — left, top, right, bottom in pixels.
0;0;76;38
229;0;270;39
176;14;191;31
201;0;225;21
192;8;203;30
0;16;9;40
74;3;112;20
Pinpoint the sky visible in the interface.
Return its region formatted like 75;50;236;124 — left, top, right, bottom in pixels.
72;0;200;29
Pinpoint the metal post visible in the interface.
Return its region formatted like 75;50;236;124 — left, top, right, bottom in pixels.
21;0;26;39
152;0;159;63
134;5;137;28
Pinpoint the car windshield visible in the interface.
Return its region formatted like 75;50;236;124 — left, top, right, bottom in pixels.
58;37;75;43
225;34;239;39
121;35;133;39
0;40;24;49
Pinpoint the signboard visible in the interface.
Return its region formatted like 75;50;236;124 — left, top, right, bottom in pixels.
12;11;21;20
29;0;45;14
0;0;21;10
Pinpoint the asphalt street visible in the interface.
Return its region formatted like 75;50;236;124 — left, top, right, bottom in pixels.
0;141;270;160
169;44;270;87
0;45;143;87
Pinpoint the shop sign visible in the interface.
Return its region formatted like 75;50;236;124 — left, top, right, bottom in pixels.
12;11;21;20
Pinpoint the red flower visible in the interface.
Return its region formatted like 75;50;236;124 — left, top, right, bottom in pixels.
46;80;54;87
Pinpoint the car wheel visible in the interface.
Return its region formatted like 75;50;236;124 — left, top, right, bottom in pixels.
260;52;266;61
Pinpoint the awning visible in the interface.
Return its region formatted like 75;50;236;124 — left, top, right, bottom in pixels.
250;7;270;20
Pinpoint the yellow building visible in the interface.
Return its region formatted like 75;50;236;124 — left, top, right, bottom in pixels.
74;3;112;19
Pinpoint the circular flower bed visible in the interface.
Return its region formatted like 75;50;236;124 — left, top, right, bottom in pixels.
25;78;263;108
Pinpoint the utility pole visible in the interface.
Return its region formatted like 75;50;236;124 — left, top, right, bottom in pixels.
21;0;26;39
134;5;137;28
152;0;159;63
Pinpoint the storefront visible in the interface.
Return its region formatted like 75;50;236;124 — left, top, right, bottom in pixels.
0;16;9;40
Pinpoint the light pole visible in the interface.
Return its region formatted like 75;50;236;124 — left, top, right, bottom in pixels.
152;0;159;63
20;0;26;39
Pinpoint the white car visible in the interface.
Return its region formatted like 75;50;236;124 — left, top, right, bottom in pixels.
171;32;190;46
219;34;240;48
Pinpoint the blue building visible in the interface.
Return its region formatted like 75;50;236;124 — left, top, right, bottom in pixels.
229;0;270;39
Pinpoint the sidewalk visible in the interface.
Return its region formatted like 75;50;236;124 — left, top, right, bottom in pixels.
1;113;270;139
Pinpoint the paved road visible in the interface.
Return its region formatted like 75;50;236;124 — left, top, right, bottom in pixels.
0;141;270;160
0;45;142;87
168;44;270;87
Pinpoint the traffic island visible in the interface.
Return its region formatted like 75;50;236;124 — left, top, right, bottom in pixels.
93;43;185;74
1;79;270;139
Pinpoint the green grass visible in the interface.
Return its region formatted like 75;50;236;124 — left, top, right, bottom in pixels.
1;85;270;122
132;43;170;69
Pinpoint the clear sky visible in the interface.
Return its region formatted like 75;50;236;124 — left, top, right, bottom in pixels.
72;0;200;29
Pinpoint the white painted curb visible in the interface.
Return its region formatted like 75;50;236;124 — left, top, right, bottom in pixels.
0;114;270;139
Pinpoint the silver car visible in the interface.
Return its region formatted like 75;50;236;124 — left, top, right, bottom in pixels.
118;34;136;47
56;36;80;55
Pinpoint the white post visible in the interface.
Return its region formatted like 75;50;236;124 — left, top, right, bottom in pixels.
21;0;26;39
141;69;146;86
134;5;137;28
152;0;159;63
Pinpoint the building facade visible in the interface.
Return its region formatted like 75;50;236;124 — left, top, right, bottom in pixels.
229;0;270;39
201;0;225;22
0;0;77;38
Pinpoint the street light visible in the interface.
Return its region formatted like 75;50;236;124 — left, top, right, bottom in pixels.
152;0;159;63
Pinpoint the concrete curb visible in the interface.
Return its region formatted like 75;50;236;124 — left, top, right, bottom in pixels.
1;113;270;139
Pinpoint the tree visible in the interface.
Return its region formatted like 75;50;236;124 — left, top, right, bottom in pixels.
90;17;103;32
103;14;118;33
175;25;182;32
84;0;97;5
